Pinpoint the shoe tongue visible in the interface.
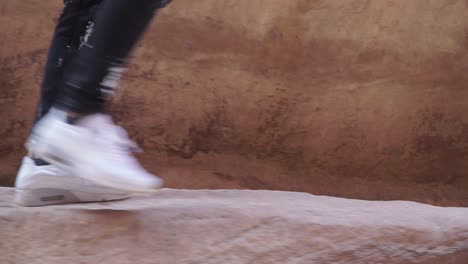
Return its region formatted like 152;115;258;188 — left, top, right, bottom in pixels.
73;114;136;149
76;114;112;129
48;108;69;122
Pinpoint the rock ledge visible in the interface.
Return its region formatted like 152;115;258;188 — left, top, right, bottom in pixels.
1;188;467;264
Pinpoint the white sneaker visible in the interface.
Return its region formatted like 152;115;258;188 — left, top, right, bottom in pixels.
26;110;163;192
15;157;130;206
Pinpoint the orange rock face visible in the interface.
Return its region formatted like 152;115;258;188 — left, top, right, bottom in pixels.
1;1;468;205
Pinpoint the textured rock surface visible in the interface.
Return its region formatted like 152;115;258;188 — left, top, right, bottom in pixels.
1;1;468;205
1;188;468;264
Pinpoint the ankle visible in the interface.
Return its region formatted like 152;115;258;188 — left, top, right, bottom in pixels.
49;107;85;124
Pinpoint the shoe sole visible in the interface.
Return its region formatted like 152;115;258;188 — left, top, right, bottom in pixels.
15;188;130;207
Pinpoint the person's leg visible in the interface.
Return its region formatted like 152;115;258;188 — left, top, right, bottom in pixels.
35;0;105;123
32;0;104;169
56;0;172;114
27;0;172;193
15;0;132;206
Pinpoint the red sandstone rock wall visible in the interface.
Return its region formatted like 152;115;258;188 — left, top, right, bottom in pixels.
1;0;468;205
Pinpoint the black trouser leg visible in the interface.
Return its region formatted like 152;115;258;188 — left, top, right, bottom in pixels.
35;0;104;123
54;0;172;114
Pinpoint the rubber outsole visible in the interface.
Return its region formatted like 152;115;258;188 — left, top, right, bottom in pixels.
15;188;130;207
